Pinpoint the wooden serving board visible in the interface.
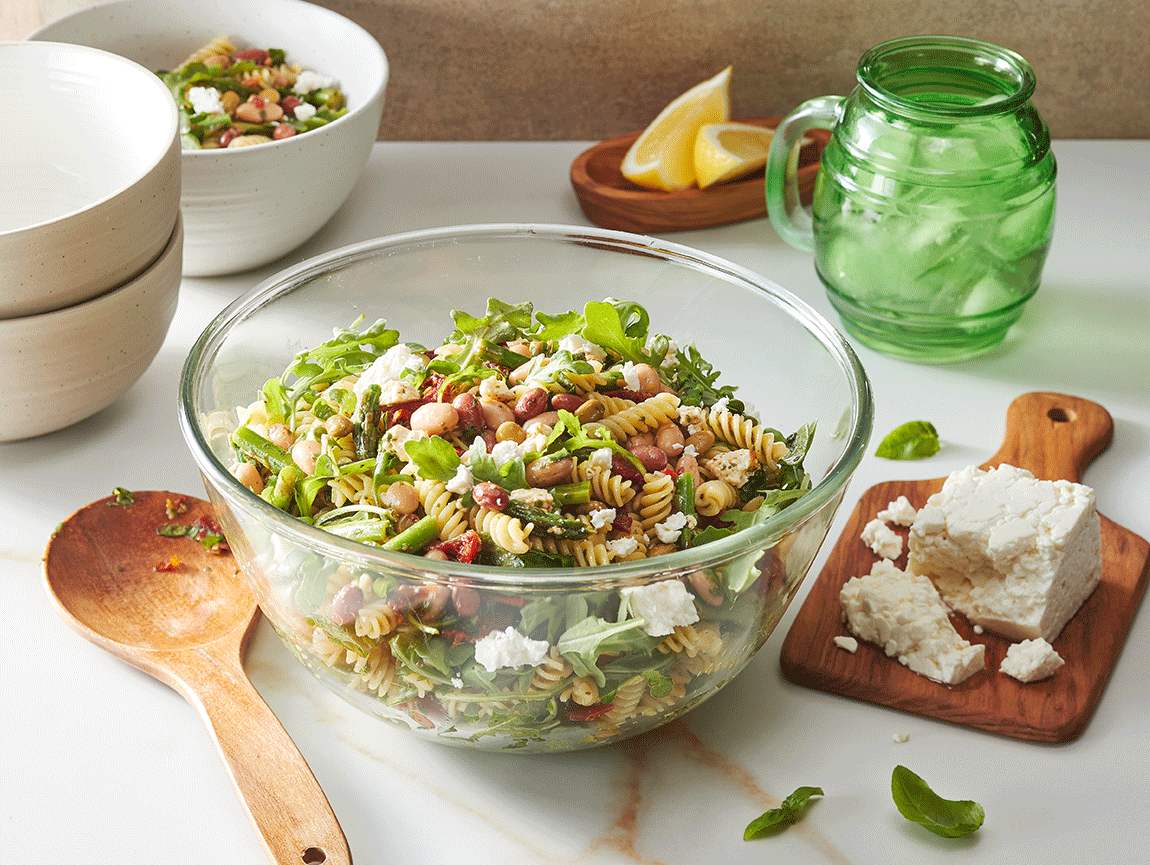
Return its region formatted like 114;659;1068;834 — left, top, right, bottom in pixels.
569;116;828;234
780;392;1150;743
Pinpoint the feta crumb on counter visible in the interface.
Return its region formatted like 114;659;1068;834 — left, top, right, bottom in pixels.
840;560;985;686
620;579;699;636
861;518;903;559
607;537;639;558
588;507;617;530
973;624;984;635
1000;638;1065;683
833;635;859;653
892;732;910;744
294;70;337;94
292;101;317;121
908;464;1101;641
878;495;918;527
474;627;549;672
445;464;474;496
653;511;689;543
188;86;224;115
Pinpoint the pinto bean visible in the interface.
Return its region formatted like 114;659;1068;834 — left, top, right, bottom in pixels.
631;445;668;472
526;456;573;488
523;410;558;431
330;585;364;625
655;423;685;458
633;363;663;393
451;586;481;617
472;482;509;511
514;387;548;421
627;432;655;450
410;402;459;436
550;393;586;412
452;392;484;429
574;400;604;423
480;398;515;429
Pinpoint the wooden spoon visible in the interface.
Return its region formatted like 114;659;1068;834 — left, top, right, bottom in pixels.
44;490;351;865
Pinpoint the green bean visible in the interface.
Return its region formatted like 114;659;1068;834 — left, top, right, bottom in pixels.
504;503;588;539
548;481;591;507
233;426;292;472
354;384;381;460
382;514;440;553
675;473;696;547
261;465;303;510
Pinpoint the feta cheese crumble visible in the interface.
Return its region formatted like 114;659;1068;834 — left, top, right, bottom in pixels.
703;448;756;488
473;627;549;672
381;425;426;460
588;507;617;531
833;635;859;653
840;560;985;685
653;511;689;543
478;376;514;401
861;518;903;559
354;344;425;396
188;86;224;115
711;396;730;413
445;464;474;496
293;70;337;94
620;361;642;391
678;405;707;435
620;580;699;636
509;487;554;509
379;379;420;405
878;495;918;527
607;537;639;558
588;447;614;472
908;464;1101;641
558;333;606;362
681;443;698;458
292;101;317;121
490;433;549;468
999;638;1065;683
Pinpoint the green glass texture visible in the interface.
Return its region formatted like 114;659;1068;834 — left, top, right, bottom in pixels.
776;37;1057;363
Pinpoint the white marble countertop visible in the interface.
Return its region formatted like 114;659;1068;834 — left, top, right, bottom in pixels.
3;140;1148;865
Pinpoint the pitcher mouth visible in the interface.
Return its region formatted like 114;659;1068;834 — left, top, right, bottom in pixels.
857;35;1036;118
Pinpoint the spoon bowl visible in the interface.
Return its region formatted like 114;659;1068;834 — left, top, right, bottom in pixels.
44;490;351;865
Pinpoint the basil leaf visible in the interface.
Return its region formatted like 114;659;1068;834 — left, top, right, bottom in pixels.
581;301;650;364
404;435;460;482
743;786;824;840
535;310;585;341
890;765;984;838
556;616;652;687
875;421;941;460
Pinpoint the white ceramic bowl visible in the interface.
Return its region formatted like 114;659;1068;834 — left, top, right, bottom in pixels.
34;0;389;277
0;41;179;318
0;217;182;442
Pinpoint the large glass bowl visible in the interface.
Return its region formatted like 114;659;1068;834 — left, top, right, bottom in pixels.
180;224;872;752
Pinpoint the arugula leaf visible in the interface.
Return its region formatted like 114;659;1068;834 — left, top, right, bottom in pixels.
268;47;286;65
556;616;653;687
581;301;651;364
670;344;744;412
562;425;646;472
404;436;460;482
875;421;940;461
891;766;984;838
535;310;585;341
743;786;824;840
520;595;589;643
467;438;528;490
524;351;594;388
451;298;534;344
261;377;291;422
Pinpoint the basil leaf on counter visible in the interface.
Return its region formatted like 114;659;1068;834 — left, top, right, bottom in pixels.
743;786;824;840
891;765;984;838
875;420;940;460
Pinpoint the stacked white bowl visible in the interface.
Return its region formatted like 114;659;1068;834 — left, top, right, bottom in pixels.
0;41;183;441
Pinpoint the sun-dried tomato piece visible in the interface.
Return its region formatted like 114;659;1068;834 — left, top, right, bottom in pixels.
610;455;644;486
604;389;653;402
431;529;481;564
439;628;472;647
155;555;181;572
611;511;633;534
566;703;613;722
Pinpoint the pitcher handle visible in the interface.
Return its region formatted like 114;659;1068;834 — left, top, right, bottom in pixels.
766;96;842;252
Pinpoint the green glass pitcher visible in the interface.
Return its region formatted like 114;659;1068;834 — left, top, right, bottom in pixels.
766;36;1056;362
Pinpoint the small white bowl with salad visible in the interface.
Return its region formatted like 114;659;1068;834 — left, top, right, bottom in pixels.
33;0;388;276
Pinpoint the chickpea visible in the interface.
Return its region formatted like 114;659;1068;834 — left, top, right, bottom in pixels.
424;549;449;561
266;423;294;450
233;462;264;494
219;90;241;114
381;481;420;515
258;87;281;104
685;429;716;454
525;456;574;488
324;414;353;438
627;432;655;450
291;439;321;473
574;400;605;423
410;402;460;436
480;398;515;429
227;134;271;148
523;410;559;431
676;453;702;485
496;421;526;444
655;423;685;458
633;363;663;393
688;571;725;607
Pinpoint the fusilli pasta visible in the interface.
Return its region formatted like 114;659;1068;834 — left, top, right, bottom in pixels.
599;393;682;440
472;507;534;554
704;408;789;469
695;479;738;516
636;472;674;530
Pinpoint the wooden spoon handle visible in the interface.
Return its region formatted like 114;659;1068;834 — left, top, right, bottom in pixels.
985;391;1114;483
177;653;351;865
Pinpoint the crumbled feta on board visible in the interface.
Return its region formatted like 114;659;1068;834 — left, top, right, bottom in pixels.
840;560;985;685
878;495;918;527
1000;638;1065;683
861;518;903;559
832;635;859;653
908;464;1101;641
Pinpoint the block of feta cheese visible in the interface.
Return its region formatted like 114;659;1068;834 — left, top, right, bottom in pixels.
1000;638;1065;683
861;518;903;559
908;464;1101;641
840;560;985;685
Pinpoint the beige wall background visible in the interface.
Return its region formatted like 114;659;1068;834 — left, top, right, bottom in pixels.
13;0;1149;138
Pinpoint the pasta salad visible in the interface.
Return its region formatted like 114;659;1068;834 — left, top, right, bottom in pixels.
157;37;347;150
229;298;815;746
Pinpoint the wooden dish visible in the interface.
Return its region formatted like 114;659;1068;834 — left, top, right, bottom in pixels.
569;116;828;234
780;392;1150;743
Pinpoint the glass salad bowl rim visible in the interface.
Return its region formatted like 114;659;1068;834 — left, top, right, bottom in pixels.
179;223;873;589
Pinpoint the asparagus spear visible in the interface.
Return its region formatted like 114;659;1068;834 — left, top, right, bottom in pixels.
547;480;591;507
261;465;304;510
354;384;381;460
233;426;292;472
674;473;696;548
382;514;440;553
505;503;588;539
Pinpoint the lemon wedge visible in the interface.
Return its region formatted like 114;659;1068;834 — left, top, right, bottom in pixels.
693;122;775;188
621;67;732;192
